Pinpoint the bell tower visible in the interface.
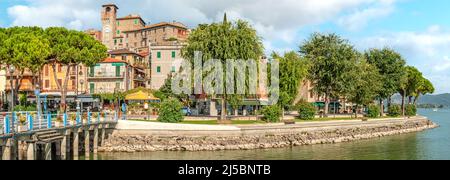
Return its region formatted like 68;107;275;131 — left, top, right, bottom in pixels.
101;4;118;50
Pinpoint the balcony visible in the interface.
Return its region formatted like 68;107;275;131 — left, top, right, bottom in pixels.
88;72;125;80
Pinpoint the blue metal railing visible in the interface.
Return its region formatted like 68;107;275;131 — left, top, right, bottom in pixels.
0;111;119;136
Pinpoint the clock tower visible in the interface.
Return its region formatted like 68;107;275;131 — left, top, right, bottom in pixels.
101;4;118;50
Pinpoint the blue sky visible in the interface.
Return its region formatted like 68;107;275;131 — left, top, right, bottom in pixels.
1;0;450;93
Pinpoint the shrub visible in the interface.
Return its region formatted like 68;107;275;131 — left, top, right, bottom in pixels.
388;105;402;117
158;98;184;123
26;106;37;112
261;105;282;123
297;102;316;120
405;104;417;117
367;104;380;118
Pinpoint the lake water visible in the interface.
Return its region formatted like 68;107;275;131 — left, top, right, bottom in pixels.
95;109;450;160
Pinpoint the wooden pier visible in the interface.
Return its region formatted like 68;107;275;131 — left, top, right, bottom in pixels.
0;113;117;160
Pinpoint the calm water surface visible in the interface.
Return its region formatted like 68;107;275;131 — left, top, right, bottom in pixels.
94;109;450;160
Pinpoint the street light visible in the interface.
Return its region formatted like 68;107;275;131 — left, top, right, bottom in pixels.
9;65;15;133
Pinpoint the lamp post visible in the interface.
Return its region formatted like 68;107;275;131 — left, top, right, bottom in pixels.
80;79;85;115
9;65;15;133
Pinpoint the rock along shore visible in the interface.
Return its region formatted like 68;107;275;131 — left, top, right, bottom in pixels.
98;117;438;153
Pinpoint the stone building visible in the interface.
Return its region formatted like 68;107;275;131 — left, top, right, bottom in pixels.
98;3;189;91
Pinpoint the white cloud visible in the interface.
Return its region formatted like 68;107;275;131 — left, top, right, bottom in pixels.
6;0;399;50
337;0;396;31
356;26;450;93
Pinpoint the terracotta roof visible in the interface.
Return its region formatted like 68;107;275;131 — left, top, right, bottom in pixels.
117;14;146;25
138;51;150;57
109;49;143;57
101;58;127;64
123;22;188;32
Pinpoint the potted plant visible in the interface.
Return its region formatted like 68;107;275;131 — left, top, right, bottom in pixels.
100;111;106;122
69;113;77;125
82;113;88;124
17;114;28;132
55;115;63;127
92;112;99;122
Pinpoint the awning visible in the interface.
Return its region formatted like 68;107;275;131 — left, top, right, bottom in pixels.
125;90;160;101
313;102;341;107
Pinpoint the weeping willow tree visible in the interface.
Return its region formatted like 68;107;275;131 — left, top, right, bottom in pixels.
182;14;264;120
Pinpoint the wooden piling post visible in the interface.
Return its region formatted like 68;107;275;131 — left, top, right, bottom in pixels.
84;128;90;159
44;143;51;160
73;128;79;160
26;142;35;160
93;127;99;154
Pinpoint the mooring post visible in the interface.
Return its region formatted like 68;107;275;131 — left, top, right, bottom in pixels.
26;142;35;160
93;126;99;154
73;128;79;160
44;143;51;160
61;130;67;160
2;138;12;160
100;127;106;147
18;141;25;160
84;128;90;159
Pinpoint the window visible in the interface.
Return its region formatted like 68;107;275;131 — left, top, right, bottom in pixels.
157;66;161;73
45;80;49;88
122;55;126;61
157;51;161;59
120;39;123;43
90;83;95;94
114;39;117;45
163;27;166;32
171;66;176;72
134;19;138;25
126;33;129;38
71;79;76;90
117;21;120;26
44;66;49;76
171;51;176;58
117;30;120;35
116;66;121;77
111;55;116;58
134;32;137;38
115;82;120;89
90;66;95;77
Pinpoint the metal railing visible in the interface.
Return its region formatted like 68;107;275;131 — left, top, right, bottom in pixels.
0;111;119;136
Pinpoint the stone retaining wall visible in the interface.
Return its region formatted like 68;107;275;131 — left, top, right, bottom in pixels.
98;118;438;153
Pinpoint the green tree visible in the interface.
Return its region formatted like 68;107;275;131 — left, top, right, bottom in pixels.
45;27;107;113
348;58;382;116
0;27;50;108
398;66;422;116
365;48;406;116
158;98;184;123
300;33;358;116
413;77;435;105
182;15;264;120
272;51;309;118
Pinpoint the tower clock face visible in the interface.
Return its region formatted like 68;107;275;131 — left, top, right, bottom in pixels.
104;25;111;33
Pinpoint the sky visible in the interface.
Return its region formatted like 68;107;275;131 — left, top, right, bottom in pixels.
1;0;450;94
